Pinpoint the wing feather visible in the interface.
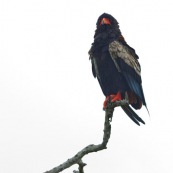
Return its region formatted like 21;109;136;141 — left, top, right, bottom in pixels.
109;41;141;76
109;40;147;107
121;105;145;125
89;49;99;78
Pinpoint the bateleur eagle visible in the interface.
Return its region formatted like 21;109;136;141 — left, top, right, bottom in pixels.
89;13;148;125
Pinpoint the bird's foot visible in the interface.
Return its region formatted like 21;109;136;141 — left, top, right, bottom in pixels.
103;92;122;109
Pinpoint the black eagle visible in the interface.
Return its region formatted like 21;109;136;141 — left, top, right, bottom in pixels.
89;13;148;125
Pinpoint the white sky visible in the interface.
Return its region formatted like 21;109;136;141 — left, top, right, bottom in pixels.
0;0;173;173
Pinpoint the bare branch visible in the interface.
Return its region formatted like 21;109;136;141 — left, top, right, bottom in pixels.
73;160;86;173
44;99;128;173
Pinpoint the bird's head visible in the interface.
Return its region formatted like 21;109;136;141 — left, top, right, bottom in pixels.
96;13;119;28
93;13;122;42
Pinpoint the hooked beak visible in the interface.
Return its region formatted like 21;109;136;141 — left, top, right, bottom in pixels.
100;18;111;25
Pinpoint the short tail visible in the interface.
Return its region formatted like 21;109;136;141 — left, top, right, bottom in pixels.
121;105;145;126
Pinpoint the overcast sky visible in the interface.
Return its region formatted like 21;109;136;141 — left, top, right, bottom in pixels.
0;0;173;173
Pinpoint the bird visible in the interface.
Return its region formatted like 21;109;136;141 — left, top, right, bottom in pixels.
89;13;148;125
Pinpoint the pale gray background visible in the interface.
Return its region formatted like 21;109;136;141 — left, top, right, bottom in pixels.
0;0;173;173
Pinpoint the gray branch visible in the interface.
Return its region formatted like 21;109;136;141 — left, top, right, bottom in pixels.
73;160;86;173
44;99;128;173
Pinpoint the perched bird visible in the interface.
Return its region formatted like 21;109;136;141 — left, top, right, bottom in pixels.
89;13;148;125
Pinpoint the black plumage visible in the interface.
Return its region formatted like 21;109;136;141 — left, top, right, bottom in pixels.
89;13;147;125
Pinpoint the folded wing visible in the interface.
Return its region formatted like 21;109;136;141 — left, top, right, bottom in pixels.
109;41;147;108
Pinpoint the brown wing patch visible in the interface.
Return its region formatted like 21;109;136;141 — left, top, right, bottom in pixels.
109;41;141;76
118;35;125;42
127;91;142;109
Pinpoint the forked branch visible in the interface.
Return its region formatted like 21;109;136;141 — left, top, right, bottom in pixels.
44;99;128;173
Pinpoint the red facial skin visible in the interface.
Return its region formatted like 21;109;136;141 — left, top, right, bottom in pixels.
100;18;111;25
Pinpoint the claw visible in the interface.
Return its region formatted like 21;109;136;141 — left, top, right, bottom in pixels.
110;91;122;102
103;91;122;109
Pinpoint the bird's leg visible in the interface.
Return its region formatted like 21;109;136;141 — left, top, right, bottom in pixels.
103;91;122;109
110;91;122;102
103;96;110;109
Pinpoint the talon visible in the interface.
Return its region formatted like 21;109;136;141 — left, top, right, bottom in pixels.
103;91;122;109
110;91;122;102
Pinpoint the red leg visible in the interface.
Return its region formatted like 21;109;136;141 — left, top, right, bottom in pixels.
110;91;122;102
103;91;122;109
103;96;110;109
